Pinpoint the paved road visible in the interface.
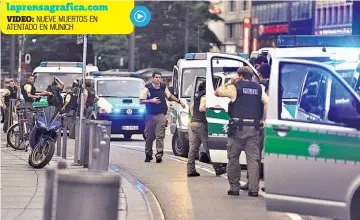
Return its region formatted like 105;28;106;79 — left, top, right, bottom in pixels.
109;132;289;220
108;130;332;220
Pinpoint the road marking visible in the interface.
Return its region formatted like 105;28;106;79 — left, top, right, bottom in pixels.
113;144;305;220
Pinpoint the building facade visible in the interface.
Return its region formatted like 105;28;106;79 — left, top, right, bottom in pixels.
251;1;314;51
220;0;252;54
314;0;353;35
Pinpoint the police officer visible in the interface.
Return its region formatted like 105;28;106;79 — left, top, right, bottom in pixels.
140;71;185;163
46;76;65;110
1;79;18;132
21;75;50;109
215;66;268;197
240;63;271;191
187;81;226;177
64;85;78;139
84;80;99;119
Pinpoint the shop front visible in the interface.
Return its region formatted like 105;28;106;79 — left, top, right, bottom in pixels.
258;23;289;48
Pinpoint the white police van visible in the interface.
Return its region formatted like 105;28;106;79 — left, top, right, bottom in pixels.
32;61;98;108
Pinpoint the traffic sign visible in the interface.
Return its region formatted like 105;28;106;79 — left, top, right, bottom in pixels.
24;54;31;64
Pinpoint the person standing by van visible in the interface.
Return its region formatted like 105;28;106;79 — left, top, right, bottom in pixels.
46;76;65;109
187;81;226;177
140;71;185;163
1;79;18;132
64;85;78;139
215;66;268;197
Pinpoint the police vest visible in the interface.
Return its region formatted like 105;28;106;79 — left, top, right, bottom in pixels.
4;86;17;106
229;81;263;120
21;82;36;103
87;88;96;106
260;79;269;94
192;90;206;123
64;92;78;111
47;86;63;107
145;83;168;115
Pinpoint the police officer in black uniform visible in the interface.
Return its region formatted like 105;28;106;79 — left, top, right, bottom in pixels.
46;76;65;110
187;81;226;176
64;85;78;139
215;66;268;197
140;71;185;163
84;80;98;119
1;79;18;132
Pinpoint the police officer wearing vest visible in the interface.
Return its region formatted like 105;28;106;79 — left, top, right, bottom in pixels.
215;66;268;197
84;80;99;119
64;85;78;139
240;63;271;192
46;76;65;109
1;79;18;132
21;75;50;109
187;81;227;177
140;71;185;163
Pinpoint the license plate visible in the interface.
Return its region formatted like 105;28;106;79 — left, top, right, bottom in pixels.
122;126;138;130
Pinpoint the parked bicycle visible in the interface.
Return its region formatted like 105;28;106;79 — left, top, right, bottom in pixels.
6;102;42;151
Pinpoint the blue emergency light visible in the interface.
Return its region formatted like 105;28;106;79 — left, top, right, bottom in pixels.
277;35;360;48
76;62;83;67
39;61;83;67
238;53;249;59
40;61;47;67
91;71;101;76
130;72;140;78
184;53;207;60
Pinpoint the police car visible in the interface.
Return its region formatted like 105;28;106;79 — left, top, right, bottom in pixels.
85;72;147;139
32;61;99;108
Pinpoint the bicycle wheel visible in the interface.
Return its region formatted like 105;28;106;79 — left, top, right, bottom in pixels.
6;123;25;150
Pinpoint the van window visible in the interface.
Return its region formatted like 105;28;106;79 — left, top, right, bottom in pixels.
280;62;359;127
173;67;179;96
181;68;206;98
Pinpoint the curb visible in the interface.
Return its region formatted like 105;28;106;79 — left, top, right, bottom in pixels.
109;164;165;220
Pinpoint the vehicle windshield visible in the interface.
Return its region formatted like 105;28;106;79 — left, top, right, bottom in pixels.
181;68;206;98
97;80;144;98
34;72;81;92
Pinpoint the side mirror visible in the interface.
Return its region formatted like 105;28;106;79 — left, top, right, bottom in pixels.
328;102;360;130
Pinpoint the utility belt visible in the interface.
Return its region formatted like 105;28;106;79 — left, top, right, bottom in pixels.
227;118;263;137
191;118;208;124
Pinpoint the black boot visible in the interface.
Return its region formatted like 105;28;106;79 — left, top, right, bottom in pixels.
145;155;153;162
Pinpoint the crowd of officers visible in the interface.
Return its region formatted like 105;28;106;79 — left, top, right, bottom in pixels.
1;74;99;138
139;56;271;197
3;57;270;196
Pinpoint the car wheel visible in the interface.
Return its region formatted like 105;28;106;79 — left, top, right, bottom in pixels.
172;131;189;157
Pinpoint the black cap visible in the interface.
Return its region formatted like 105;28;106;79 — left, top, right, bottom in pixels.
255;56;268;65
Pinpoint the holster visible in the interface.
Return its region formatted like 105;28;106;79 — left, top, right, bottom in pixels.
227;119;242;137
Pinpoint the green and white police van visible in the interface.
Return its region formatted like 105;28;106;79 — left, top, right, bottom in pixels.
31;61;99;108
85;73;147;139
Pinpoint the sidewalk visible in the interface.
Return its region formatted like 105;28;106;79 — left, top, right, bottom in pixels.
1;132;150;220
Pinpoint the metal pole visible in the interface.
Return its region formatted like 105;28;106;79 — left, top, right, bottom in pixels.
78;34;87;164
128;30;135;72
10;35;16;78
197;24;200;52
94;55;97;67
57;127;62;157
43;168;55;220
62;116;68;159
18;36;22;76
184;4;189;54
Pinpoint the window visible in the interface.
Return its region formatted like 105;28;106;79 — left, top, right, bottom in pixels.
316;8;321;26
328;7;332;25
334;7;338;24
339;6;344;24
243;0;247;10
345;5;351;23
229;0;236;12
226;23;234;39
181;68;206;98
279;62;360;127
322;8;327;25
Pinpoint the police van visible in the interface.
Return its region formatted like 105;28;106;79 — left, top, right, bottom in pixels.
84;72;147;139
31;61;99;108
263;58;360;220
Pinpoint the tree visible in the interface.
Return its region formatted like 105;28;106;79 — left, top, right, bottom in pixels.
134;1;223;70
